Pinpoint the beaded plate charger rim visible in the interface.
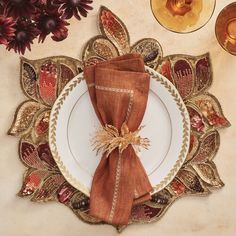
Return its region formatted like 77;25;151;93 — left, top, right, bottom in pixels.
8;6;230;232
48;67;190;196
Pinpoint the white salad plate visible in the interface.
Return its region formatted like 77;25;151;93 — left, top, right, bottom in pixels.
49;66;190;196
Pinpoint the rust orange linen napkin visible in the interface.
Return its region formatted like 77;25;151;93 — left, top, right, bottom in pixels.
84;54;153;225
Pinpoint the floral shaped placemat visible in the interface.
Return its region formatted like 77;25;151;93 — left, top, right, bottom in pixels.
8;6;230;232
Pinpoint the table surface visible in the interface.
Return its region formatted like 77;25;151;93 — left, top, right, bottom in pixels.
0;0;236;235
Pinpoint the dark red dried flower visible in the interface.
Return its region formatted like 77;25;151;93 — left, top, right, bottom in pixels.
1;0;93;54
38;0;47;4
0;1;4;14
36;9;69;43
0;16;15;45
7;19;39;54
54;0;93;20
3;0;38;19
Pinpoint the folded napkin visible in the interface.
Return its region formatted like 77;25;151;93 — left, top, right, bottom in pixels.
84;54;153;225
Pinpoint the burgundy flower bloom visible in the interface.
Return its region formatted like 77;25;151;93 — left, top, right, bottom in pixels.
38;0;47;4
0;1;4;14
54;0;93;20
36;9;69;43
3;0;38;19
0;16;15;45
0;0;93;54
7;19;39;54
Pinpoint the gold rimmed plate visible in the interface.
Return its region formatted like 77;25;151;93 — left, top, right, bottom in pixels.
49;67;190;196
215;2;236;56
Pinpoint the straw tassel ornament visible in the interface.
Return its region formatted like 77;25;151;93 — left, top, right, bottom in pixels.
92;122;150;157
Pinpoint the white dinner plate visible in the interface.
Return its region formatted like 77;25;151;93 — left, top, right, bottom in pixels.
49;66;190;196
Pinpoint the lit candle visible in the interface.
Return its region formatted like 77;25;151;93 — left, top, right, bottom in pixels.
227;19;236;40
166;0;192;16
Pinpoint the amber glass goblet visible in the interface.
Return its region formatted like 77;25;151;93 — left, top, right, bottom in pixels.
150;0;216;33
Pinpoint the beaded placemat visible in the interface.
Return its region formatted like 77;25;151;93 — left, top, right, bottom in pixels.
8;6;230;232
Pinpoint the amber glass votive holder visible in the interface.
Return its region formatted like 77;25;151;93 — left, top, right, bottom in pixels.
215;2;236;56
150;0;216;33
